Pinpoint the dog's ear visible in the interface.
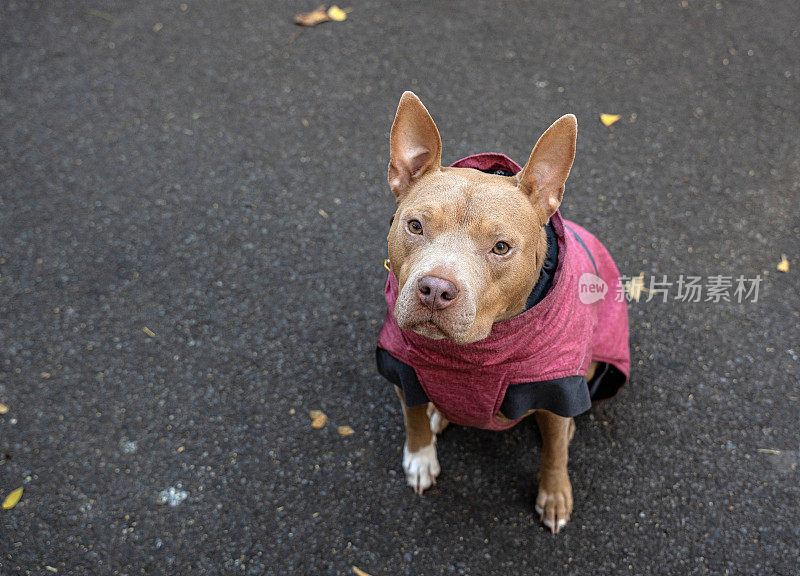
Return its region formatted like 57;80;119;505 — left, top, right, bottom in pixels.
388;92;442;197
517;114;577;220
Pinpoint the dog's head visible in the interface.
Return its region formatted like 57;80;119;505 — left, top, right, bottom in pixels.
386;92;577;344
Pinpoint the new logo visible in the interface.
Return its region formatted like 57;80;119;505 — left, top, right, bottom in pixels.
578;273;608;304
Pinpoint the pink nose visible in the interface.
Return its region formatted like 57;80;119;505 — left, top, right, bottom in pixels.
417;276;459;310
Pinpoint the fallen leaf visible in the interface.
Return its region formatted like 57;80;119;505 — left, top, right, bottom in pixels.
45;567;58;573
84;8;117;22
757;448;781;455
318;209;329;218
327;5;347;21
352;567;373;576
310;410;327;429
0;403;8;414
142;326;156;338
600;113;620;127
626;273;645;302
153;22;163;32
294;5;331;26
337;425;355;436
41;372;51;379
2;487;23;510
777;254;789;272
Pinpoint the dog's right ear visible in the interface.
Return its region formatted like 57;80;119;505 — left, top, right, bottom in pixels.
388;92;442;197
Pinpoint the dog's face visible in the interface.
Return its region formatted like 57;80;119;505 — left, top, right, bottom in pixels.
386;92;577;344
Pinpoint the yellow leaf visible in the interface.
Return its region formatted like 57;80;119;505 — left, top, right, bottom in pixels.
352;567;373;576
626;273;645;302
337;425;355;436
327;5;347;21
142;326;156;337
0;402;8;414
2;487;23;510
310;410;327;429
777;254;789;272
600;113;620;127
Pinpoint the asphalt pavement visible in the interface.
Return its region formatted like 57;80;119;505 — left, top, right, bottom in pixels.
1;1;798;574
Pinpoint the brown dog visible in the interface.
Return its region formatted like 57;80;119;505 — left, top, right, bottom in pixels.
376;92;629;533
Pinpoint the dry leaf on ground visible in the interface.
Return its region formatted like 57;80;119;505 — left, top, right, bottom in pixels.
600;113;620;126
337;425;355;436
310;410;327;429
0;402;8;414
2;487;23;510
84;8;117;22
777;254;789;272
295;5;331;26
352;567;373;576
327;6;347;21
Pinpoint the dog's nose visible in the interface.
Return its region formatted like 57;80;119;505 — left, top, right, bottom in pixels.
417;276;459;310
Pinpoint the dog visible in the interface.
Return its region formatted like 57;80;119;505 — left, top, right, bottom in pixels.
376;92;630;533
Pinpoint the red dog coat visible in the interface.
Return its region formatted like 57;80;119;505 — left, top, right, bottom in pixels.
377;153;630;431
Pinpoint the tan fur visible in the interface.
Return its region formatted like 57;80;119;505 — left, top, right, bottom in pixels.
395;386;434;453
535;411;575;533
385;92;582;533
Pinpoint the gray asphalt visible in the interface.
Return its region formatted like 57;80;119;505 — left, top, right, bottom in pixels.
1;1;799;574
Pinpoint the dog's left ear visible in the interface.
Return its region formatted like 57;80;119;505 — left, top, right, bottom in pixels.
517;114;577;220
388;92;442;198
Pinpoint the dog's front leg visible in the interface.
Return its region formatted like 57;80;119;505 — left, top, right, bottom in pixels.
395;386;440;494
535;411;575;533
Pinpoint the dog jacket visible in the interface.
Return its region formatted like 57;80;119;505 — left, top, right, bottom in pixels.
376;153;630;431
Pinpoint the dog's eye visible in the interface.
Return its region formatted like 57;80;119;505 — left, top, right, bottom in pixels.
492;241;510;255
408;220;423;235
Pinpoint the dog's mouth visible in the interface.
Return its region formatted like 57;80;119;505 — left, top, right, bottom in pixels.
410;320;449;340
407;316;491;345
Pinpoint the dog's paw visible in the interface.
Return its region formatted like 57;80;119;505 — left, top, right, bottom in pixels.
403;442;440;494
427;404;449;435
535;470;573;534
